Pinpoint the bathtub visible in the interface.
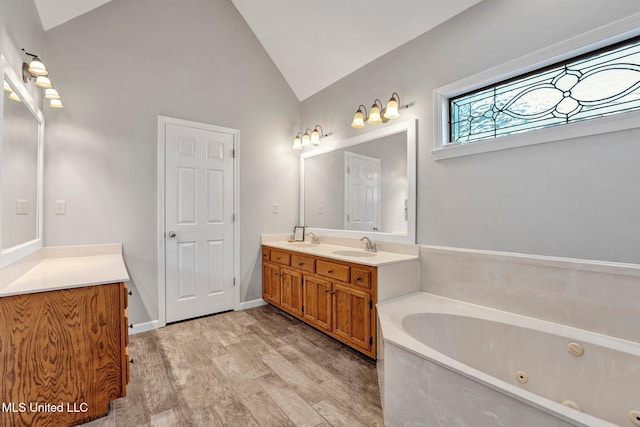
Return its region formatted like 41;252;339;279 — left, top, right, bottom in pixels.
377;292;640;427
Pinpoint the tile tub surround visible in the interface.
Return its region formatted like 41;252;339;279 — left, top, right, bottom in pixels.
0;243;129;297
420;245;640;343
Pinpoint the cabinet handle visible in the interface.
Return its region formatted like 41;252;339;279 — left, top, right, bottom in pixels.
330;291;336;295
325;289;330;293
298;262;304;266
327;269;334;274
356;276;362;282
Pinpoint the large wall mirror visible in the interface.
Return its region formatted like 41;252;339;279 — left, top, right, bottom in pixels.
301;119;416;244
0;54;44;269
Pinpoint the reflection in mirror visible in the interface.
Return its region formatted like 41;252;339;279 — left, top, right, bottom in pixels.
2;80;39;248
301;119;416;243
0;53;44;269
304;132;407;234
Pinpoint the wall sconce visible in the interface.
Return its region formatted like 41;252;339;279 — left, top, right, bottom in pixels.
291;124;331;151
351;92;407;128
21;48;64;109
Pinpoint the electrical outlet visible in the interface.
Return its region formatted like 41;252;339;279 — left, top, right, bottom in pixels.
16;200;29;215
273;203;279;214
54;200;66;215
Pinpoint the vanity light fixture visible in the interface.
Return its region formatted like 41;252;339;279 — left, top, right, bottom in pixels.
21;48;64;109
292;132;304;150
3;80;11;92
351;92;409;128
367;99;383;124
351;105;367;128
291;125;331;151
301;130;312;148
8;91;22;102
50;99;64;109
384;92;401;119
35;75;52;89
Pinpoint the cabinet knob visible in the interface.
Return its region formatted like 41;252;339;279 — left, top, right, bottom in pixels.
331;291;336;295
129;323;133;329
298;262;304;266
325;289;330;293
128;290;133;296
129;359;134;364
276;257;281;260
327;270;334;274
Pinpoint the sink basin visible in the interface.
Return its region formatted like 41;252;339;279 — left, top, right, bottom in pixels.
332;250;376;257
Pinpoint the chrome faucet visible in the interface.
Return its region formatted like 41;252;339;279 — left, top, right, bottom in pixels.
360;236;377;252
306;232;320;244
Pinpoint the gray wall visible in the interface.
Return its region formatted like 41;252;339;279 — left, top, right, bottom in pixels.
42;0;300;324
301;0;640;264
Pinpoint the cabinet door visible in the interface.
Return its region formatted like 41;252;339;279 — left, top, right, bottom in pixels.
262;262;281;305
332;283;371;352
280;267;303;317
302;275;332;331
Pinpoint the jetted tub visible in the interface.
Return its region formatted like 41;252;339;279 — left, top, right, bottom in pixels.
377;292;640;427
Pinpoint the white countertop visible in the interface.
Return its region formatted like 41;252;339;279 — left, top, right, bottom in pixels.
0;244;129;298
262;239;418;266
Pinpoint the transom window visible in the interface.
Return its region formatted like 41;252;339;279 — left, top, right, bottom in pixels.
450;36;640;144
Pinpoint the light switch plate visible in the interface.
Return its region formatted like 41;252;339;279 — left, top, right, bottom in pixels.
16;200;29;215
54;200;66;215
273;203;279;214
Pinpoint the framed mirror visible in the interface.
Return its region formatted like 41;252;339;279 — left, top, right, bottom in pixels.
0;53;45;269
300;119;416;244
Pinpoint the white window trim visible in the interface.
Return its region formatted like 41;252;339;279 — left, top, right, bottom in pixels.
433;13;640;161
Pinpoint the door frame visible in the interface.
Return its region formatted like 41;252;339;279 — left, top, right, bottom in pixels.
157;115;240;328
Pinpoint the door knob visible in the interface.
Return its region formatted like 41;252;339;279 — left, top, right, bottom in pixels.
168;231;177;238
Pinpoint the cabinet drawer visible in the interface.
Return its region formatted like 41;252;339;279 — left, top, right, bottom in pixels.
291;254;315;273
270;250;291;266
350;268;371;289
316;260;350;282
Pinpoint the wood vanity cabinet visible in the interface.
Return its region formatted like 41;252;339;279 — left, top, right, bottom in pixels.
0;282;130;427
262;245;377;358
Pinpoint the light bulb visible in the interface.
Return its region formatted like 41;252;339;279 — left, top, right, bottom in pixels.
50;99;64;109
8;91;21;102
301;132;311;147
28;58;48;76
292;135;302;150
311;129;320;145
384;98;400;119
45;88;60;99
351;110;365;128
368;103;382;124
35;76;52;89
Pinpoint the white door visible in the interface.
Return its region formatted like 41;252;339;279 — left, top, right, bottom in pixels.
345;152;380;232
165;122;235;323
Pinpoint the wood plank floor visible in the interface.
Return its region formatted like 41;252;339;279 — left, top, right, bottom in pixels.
82;304;383;427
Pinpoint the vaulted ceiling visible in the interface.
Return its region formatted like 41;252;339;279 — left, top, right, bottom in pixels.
33;0;482;100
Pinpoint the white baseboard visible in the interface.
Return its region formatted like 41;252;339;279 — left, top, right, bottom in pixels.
238;298;267;310
130;319;162;335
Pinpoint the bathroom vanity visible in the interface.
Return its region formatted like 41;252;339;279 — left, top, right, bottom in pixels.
261;237;419;359
0;245;130;427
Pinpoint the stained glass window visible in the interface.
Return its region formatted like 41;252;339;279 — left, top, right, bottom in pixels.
450;37;640;144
